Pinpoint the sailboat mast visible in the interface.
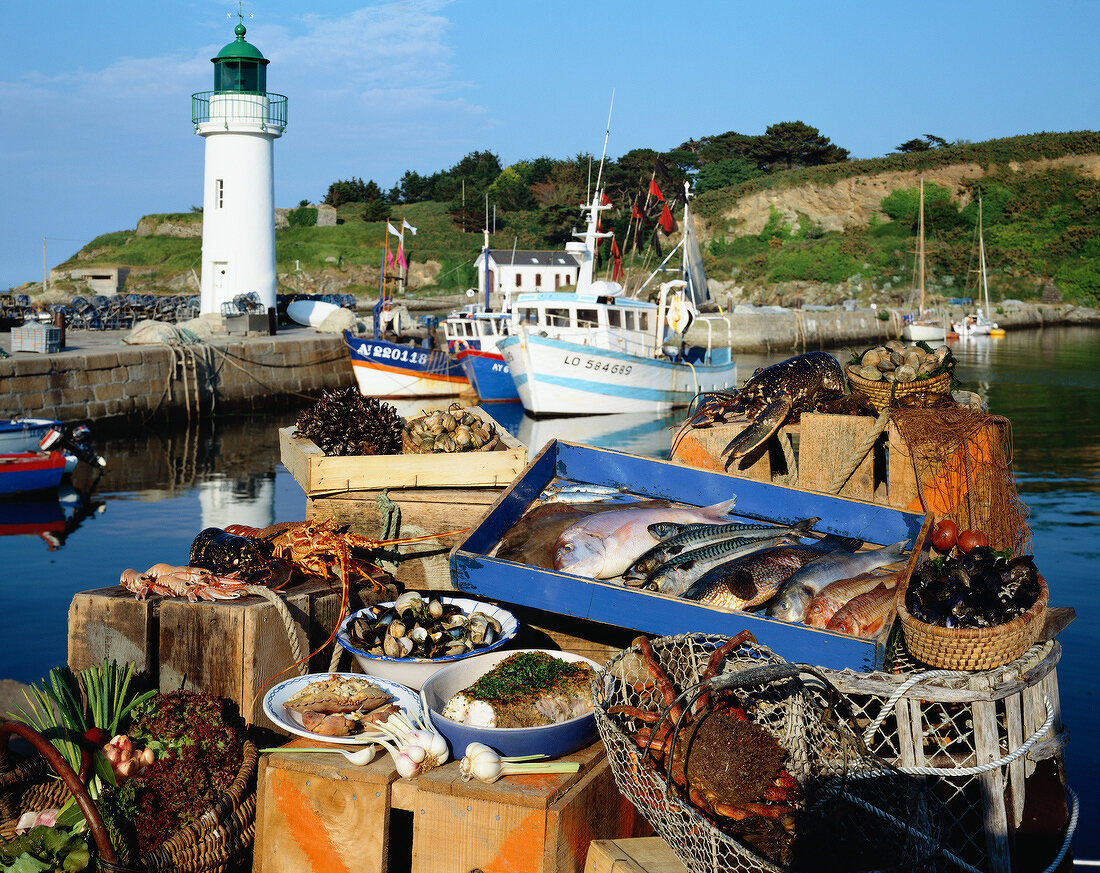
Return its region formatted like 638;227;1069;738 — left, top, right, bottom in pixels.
978;194;989;318
918;176;926;314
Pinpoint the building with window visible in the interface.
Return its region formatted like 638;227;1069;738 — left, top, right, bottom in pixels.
473;250;580;300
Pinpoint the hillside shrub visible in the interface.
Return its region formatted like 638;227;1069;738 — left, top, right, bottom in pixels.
287;207;318;228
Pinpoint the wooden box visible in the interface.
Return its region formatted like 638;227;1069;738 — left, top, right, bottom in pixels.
450;441;931;673
67;578;343;731
280;406;527;496
254;738;650;873
585;838;688;873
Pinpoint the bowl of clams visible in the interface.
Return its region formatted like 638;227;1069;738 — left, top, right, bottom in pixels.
336;591;519;690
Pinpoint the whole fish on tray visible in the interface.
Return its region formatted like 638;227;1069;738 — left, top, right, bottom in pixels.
767;540;910;623
644;534;800;596
624;517;821;583
825;583;898;638
681;544;848;609
553;497;738;579
805;571;899;629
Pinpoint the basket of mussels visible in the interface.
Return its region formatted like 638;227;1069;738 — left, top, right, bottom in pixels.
897;522;1048;670
846;341;955;412
402;403;501;454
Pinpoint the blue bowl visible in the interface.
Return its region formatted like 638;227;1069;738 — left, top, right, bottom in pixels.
420;649;602;759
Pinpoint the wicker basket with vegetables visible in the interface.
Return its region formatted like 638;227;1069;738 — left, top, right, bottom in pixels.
0;660;256;873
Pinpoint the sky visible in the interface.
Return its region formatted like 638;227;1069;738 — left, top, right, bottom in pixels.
3;0;1099;290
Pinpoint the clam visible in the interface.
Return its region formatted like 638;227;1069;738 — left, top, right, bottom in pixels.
895;364;916;383
453;426;473;449
441;413;456;431
383;634;413;658
409;626;429;645
890;349;906;366
858;366;883;381
466;612;503;647
387;620;407;639
428;598;444;619
861;349;881;368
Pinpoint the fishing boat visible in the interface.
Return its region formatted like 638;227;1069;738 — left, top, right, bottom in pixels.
901;177;947;343
0;452;67;497
0;417;61;453
0;418;106;474
498;185;735;417
344;221;470;398
952;193;1001;338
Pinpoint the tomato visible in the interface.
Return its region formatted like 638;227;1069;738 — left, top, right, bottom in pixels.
931;519;957;552
957;529;989;554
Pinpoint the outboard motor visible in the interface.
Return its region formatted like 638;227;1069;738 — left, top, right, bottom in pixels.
41;424;107;470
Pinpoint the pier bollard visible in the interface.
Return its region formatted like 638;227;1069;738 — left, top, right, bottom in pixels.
53;311;66;349
268;306;277;336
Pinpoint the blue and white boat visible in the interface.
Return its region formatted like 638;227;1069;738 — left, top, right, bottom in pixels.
498;187;736;416
344;329;468;399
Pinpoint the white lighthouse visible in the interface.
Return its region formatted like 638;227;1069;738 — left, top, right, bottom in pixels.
193;22;287;315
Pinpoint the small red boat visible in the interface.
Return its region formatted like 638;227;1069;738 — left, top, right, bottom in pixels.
0;452;67;497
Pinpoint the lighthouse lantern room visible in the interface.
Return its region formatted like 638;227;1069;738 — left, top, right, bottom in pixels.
192;22;287;316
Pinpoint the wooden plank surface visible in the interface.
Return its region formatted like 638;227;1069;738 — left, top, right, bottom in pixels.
668;419;775;481
68;587;157;677
585;839;688;873
797;413;879;501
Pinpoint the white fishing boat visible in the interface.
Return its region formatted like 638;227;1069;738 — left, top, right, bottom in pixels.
498;183;735;416
901;177;947;343
952;193;1001;338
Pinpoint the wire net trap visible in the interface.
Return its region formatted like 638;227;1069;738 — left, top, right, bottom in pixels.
593;633;945;873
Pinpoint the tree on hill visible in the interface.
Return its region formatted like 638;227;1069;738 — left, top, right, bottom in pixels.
487;166;536;211
323;177;380;207
760;121;850;170
695;156;765;193
896;134;949;152
678;130;764;167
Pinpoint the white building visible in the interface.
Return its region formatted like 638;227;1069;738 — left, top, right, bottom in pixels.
475;250;580;300
193;23;287;315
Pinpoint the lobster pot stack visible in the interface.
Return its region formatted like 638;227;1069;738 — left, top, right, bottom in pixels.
821;640;1068;873
594;634;943;873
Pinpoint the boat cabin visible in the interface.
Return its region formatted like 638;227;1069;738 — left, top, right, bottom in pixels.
441;307;512;354
511;291;661;357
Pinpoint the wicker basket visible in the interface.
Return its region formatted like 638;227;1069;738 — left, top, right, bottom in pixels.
0;722;257;873
846;366;952;413
897;574;1048;671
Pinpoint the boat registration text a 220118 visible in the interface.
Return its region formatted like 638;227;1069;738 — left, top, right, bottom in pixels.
356;343;431;367
562;354;633;376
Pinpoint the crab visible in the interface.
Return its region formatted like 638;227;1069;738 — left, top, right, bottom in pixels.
608;631;802;831
672;352;847;466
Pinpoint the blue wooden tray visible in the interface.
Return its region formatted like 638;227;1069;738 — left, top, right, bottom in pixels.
449;440;932;672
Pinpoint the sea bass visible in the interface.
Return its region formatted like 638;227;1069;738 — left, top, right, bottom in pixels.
681;546;835;610
647;535;802;597
805;571;900;629
825;584;899;638
767;540;910;623
624;517;820;583
552;497;738;579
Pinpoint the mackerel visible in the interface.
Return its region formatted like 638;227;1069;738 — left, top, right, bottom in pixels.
626;517;820;583
646;534;797;596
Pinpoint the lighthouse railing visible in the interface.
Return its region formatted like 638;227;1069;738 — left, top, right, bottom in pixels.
192;91;288;130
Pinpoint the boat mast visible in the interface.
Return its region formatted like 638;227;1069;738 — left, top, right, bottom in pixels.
978;193;989;320
918;176;926;315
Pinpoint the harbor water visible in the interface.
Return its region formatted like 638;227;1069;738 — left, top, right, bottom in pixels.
1;325;1095;860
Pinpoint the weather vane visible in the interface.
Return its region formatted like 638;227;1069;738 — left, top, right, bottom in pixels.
228;2;254;26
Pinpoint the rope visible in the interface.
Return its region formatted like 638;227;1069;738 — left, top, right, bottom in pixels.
862;669;1055;775
826;408;891;494
243;585;307;676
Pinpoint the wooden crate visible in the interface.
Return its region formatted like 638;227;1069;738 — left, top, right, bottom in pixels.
254;738;651;873
585;839;688;873
68;578;344;731
280;406;527;496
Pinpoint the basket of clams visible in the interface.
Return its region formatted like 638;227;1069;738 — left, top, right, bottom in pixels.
846;341;955;412
402;403;500;454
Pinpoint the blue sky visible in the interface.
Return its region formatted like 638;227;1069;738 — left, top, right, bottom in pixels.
3;0;1098;290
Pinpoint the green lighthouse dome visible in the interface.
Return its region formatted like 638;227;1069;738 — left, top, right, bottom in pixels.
212;23;269;93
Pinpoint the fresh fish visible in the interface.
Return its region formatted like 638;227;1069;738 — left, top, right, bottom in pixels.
681;546;833;610
645;534;797;596
767;540;910;623
625;517;820;583
538;483;638;504
553;497;738;580
825;584;899;638
805;571;900;629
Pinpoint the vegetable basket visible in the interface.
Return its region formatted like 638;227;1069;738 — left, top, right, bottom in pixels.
0;721;257;873
593;633;945;873
897;573;1049;670
846;367;953;413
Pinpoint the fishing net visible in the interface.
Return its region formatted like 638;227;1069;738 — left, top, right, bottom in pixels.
594;634;944;873
889;407;1030;555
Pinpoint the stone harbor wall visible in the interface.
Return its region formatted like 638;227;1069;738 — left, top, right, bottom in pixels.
0;333;355;425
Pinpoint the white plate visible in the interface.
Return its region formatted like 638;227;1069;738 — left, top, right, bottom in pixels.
262;672;421;744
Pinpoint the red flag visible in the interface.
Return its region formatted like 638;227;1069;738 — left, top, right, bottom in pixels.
631;203;642;221
611;237;623;281
658;204;674;234
649;179;664;202
601;191;612;206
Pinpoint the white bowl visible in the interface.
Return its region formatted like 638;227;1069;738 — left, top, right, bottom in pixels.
420;649;601;759
336;596;518;691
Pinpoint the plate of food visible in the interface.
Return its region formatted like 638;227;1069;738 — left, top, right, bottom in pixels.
263;672;421;743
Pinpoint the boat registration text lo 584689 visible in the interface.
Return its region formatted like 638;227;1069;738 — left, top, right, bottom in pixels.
562;355;633;376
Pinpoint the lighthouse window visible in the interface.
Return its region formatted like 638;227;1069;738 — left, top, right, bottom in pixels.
216;180;224;209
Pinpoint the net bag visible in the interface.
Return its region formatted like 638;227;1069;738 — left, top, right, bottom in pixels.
594;633;944;873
